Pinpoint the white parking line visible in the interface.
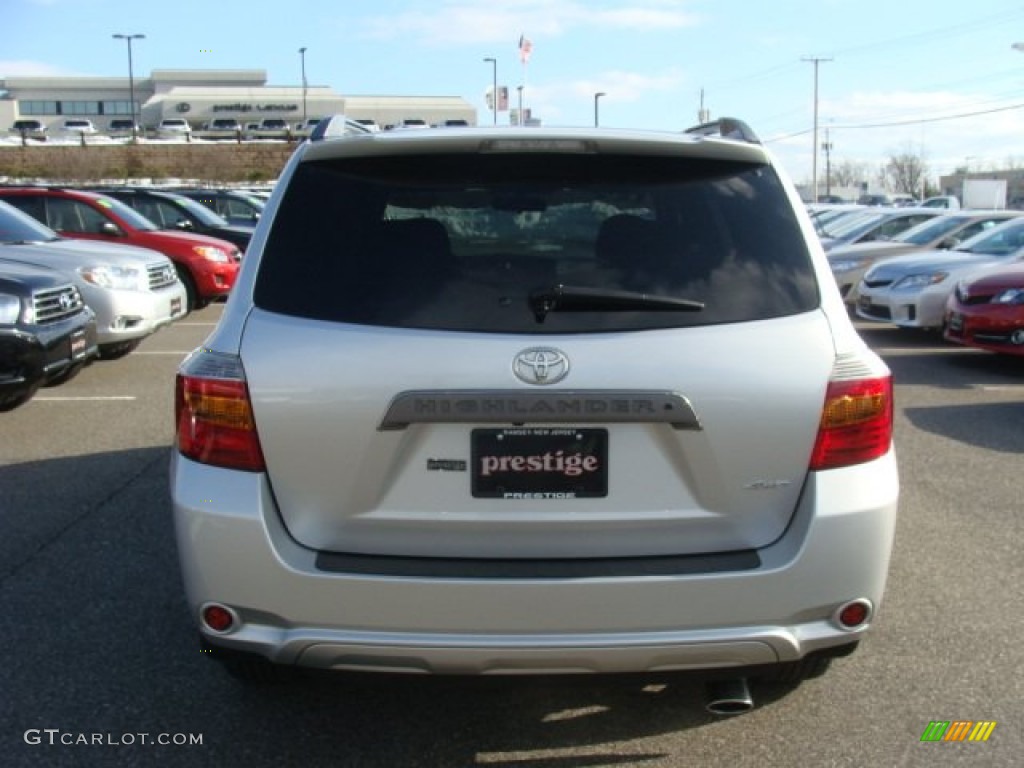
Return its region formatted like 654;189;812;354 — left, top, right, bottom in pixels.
134;351;192;355
34;396;137;401
174;322;218;326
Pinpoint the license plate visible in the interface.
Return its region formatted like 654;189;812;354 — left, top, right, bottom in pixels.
171;296;183;316
69;329;87;360
471;428;608;499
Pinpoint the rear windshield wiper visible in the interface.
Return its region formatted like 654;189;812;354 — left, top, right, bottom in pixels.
528;284;704;323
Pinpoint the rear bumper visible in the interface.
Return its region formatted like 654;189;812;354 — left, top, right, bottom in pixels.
171;451;899;674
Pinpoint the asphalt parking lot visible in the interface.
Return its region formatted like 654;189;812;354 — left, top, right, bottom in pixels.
1;304;1022;767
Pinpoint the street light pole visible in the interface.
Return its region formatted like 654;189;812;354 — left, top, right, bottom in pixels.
483;57;497;125
113;33;145;142
298;47;308;125
594;92;606;127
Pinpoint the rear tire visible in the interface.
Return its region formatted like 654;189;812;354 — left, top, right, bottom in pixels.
98;339;142;360
0;386;38;411
758;656;833;684
43;364;83;387
200;637;293;684
175;267;201;313
756;642;859;684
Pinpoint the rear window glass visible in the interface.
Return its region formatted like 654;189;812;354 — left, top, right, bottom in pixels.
254;152;818;333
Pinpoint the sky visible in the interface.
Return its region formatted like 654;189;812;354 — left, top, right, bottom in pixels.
4;0;1024;187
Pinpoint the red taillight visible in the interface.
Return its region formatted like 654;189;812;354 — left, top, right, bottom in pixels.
836;600;872;629
175;354;265;472
202;604;236;633
810;375;893;471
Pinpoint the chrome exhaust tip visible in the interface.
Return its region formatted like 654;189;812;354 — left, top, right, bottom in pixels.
704;677;754;716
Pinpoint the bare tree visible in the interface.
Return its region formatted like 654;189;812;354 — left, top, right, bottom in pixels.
830;160;869;188
884;144;928;196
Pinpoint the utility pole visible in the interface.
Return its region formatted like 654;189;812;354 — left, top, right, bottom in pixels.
822;128;834;198
802;56;832;202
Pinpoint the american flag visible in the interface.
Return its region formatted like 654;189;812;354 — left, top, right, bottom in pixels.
519;35;533;64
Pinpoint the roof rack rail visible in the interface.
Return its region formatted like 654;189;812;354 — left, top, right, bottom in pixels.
684;117;760;145
309;115;374;142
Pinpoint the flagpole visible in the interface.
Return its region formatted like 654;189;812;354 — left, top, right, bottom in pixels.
518;34;532;126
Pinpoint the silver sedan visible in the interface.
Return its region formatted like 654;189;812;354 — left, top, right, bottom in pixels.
855;217;1024;330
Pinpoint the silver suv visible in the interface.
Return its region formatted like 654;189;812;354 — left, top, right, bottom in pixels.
172;118;898;709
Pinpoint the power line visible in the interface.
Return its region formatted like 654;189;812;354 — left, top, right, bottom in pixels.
764;101;1024;144
704;8;1024;96
828;8;1024;58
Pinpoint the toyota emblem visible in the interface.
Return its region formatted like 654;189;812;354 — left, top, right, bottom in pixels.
512;347;570;385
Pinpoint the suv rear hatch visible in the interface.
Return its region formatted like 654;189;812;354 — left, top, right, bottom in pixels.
241;139;832;559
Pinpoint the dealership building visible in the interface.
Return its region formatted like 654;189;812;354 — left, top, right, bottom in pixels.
0;69;477;133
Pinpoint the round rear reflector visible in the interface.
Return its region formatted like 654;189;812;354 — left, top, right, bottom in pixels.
202;604;236;633
836;599;872;629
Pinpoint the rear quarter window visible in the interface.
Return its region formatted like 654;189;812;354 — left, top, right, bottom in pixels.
254;152;818;333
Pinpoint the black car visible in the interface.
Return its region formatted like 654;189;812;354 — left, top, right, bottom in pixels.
91;188;253;253
172;188;265;227
0;260;99;410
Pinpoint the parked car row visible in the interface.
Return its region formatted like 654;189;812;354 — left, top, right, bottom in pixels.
0;182;256;410
813;203;1024;357
9;116;473;143
0;186;247;312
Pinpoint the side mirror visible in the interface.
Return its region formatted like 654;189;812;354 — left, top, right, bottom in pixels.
100;221;121;236
174;219;194;231
937;237;959;250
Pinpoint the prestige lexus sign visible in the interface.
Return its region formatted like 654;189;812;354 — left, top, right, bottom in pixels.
211;103;299;113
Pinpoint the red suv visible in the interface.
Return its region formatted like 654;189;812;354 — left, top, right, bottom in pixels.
0;187;241;311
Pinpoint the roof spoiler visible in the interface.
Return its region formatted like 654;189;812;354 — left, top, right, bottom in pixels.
684;117;760;145
309;115;374;142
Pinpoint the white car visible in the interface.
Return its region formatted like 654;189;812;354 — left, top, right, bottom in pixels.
157;118;192;138
60;118;97;135
171;117;898;712
9;119;46;137
856;216;1024;330
818;207;943;251
0;201;185;358
830;210;1021;305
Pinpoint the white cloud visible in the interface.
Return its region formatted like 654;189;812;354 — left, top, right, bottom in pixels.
518;68;685;124
360;0;698;45
0;60;85;78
